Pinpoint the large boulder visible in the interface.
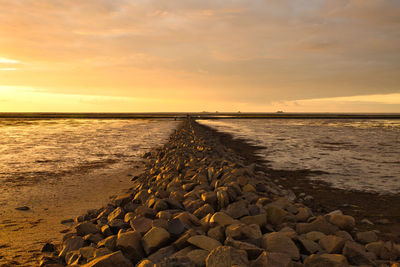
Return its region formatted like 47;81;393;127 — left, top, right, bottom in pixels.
210;212;237;227
188;235;222;252
226;200;249;219
296;217;338;235
261;232;299;260
142;227;171;255
250;251;292;267
187;249;209;267
81;250;133;267
318;235;345;254
76;222;98;236
342;241;376;265
303;254;349;267
206;246;249;267
116;231;144;264
328;214;355;231
59;236;85;258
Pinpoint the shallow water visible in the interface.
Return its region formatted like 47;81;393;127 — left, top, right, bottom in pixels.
0;119;177;190
199;119;400;194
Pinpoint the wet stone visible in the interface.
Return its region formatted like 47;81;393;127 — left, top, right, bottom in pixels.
130;216;153;235
206;246;249;267
188;235;222;252
168;218;185;236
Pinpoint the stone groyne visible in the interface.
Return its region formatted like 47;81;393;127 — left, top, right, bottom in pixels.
40;119;400;267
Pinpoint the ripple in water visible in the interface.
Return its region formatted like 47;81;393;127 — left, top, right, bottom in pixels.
0;119;178;190
198;119;400;194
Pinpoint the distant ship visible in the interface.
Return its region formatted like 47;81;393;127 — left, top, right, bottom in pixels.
276;111;284;113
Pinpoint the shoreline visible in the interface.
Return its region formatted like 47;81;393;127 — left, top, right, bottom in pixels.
196;121;400;243
36;118;399;266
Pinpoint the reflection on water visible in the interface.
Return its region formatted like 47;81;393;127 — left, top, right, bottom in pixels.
0;118;178;192
199;119;400;194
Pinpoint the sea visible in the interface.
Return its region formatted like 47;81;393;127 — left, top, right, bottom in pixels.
198;119;400;195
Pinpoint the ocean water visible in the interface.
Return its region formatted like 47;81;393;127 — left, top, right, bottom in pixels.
198;119;400;194
0;118;178;199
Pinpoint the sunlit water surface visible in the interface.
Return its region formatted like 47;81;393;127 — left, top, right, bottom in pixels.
199;119;400;194
0;119;178;202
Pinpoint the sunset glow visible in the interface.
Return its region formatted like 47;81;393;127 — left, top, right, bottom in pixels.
0;0;399;112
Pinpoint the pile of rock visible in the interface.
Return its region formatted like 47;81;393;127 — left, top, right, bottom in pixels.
40;119;400;267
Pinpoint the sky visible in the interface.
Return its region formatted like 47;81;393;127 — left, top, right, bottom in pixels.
0;0;399;112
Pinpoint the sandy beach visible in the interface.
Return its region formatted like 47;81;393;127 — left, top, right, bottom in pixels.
0;162;145;266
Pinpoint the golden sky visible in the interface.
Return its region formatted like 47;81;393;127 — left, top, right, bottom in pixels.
0;0;399;112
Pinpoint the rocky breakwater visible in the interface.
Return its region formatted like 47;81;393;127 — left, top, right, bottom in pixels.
40;119;400;267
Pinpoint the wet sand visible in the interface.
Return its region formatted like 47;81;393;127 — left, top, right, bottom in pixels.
197;122;400;243
0;162;145;266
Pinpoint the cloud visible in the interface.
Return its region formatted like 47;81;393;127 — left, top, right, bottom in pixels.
0;0;399;111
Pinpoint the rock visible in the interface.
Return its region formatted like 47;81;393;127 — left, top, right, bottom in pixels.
298;237;321;254
342;241;375;265
226;200;249;219
124;212;136;223
207;226;225;243
201;192;217;206
193;204;215;219
305;231;326;242
148;245;176;264
94;247;113;258
380;241;400;260
206;246;249;267
318;235;345;254
262;232;300;260
188;235;222;252
210;212;237;227
361;218;374;225
59;236;85;258
142;227;171;255
240;214;267;227
157;211;172;220
296;216;338;235
15;206;30;211
97;235;117;251
168;218;185;235
226;223;262;240
116;231;144;264
84;233;104;244
329;214;355;231
79;246;96;260
153;199;168;212
216;190;230;210
152;218;168;229
174;212;202;228
187;249;209;267
335;230;353;241
303;254;349;267
112;193;132;206
41;243;56;252
65;250;81;265
296;207;312;222
250;251;292;267
100;225;113;237
130;217;153;234
266;206;288;226
108;207;125;222
356;231;378;244
225;237;264;260
137;259;157;267
365;241;384;256
243;184;256;193
76;222;98;236
81;250;133;267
